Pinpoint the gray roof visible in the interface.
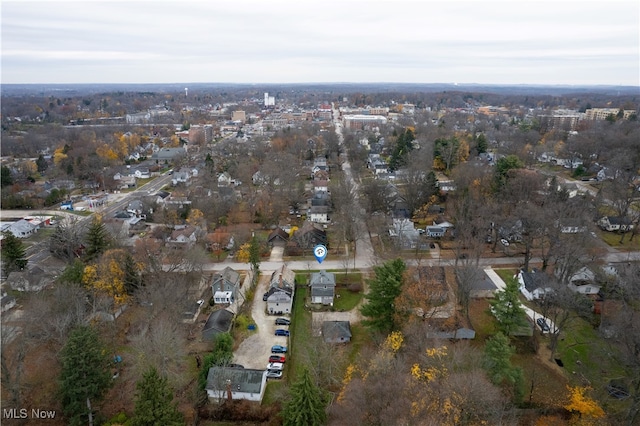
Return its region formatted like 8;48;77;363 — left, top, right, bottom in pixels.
521;271;549;293
322;321;352;341
202;309;234;341
212;267;240;292
206;367;265;395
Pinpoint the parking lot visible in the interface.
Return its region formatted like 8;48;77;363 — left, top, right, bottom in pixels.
231;272;289;369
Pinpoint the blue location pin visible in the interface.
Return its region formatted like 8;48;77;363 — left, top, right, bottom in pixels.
313;245;327;264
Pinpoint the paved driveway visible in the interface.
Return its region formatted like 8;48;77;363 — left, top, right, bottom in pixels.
232;271;289;369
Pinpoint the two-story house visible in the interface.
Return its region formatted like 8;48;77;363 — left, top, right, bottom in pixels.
266;265;295;315
211;267;241;304
309;270;336;306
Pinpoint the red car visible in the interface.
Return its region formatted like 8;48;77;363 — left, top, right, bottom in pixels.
269;355;286;363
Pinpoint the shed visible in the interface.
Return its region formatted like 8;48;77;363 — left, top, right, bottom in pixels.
321;320;352;344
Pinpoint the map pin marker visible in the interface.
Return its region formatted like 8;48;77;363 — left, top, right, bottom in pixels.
313;245;327;264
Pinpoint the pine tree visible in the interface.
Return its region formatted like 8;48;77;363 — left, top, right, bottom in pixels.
248;235;260;285
85;216;109;260
1;231;28;273
482;332;524;402
360;258;406;332
281;368;327;426
59;325;112;426
489;277;529;336
122;252;141;296
131;367;184;426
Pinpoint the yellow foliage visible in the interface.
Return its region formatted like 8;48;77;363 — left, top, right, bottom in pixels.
22;161;37;175
457;139;470;163
288;226;298;237
433;157;446;171
384;331;404;353
236;243;250;263
82;249;130;306
186;208;205;227
337;363;359;402
53;147;68;165
564;386;605;419
96;143;119;161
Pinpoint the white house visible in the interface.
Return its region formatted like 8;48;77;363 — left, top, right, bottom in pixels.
517;270;554;301
309;270;336;306
598;216;634;232
166;225;198;249
206;367;267;402
266;265;295;315
308;206;330;224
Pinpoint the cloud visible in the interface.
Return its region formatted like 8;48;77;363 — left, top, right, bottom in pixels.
2;0;638;85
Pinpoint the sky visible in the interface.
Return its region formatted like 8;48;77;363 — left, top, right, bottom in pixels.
2;0;639;86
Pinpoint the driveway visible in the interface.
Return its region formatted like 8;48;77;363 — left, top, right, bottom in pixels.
232;271;289;369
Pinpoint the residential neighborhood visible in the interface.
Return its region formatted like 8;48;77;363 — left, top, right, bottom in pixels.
1;82;639;426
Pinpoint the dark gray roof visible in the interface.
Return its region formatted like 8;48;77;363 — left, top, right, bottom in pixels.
202;309;234;341
322;321;352;341
212;267;240;291
521;271;549;293
206;367;265;395
310;271;336;287
472;271;499;292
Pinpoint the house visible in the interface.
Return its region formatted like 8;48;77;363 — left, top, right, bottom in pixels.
6;267;56;292
598;216;634;232
433;217;455;230
289;222;328;254
557;218;587;234
217;172;233;187
205;367;267;402
321;321;352;343
133;167;150;179
171;169;191;186
426;226;445;238
313;180;329;193
151;147;186;162
211;267;241;305
1;290;16;312
308;205;330;224
389;219;421;249
566;267;601;296
516;270;554;301
266;265;295;315
113;172;136;189
166;225;198;249
309;270;336;306
466;268;499;298
267;228;289;247
6;219;38;238
202;309;235;341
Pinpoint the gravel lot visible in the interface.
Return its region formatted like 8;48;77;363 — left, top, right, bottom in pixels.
232;271;288;369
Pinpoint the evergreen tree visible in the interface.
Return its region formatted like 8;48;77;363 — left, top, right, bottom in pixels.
493;154;524;191
281;368;327;426
389;128;415;171
248;235;261;285
360;258;406;332
1;165;13;187
483;332;524;402
59;325;112;426
475;133;488;155
122;252;141;295
85;216;110;260
489;277;528;336
131;367;184;426
36;154;49;173
1;231;28;273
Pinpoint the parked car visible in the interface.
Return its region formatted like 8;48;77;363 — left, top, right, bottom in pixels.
269;355;286;363
271;345;288;353
500;238;510;247
266;370;283;379
267;362;284;371
536;318;550;332
275;329;290;336
275;318;291;326
262;292;269;301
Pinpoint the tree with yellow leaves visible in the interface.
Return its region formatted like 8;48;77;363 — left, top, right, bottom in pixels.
82;249;131;306
564;386;605;423
53;146;68;166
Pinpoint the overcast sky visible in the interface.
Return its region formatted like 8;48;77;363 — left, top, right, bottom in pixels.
2;0;639;86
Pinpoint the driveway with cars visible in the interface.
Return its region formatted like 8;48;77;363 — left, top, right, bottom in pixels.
232;271;289;369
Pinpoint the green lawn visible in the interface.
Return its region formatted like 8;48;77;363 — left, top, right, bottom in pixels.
599;230;640;250
334;289;361;311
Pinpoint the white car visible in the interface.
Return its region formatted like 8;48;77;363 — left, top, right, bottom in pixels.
267;362;284;371
266;370;283;379
500;239;510;247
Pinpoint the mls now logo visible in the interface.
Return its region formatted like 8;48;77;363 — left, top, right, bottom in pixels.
3;408;56;419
